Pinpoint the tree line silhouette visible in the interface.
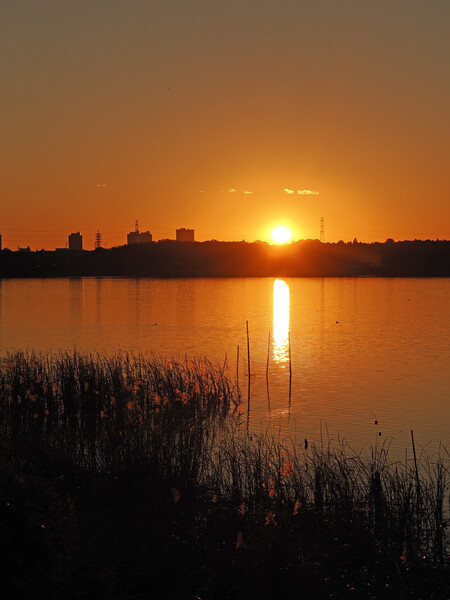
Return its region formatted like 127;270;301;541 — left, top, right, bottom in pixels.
1;239;449;278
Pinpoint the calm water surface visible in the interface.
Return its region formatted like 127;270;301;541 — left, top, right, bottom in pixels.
1;277;449;454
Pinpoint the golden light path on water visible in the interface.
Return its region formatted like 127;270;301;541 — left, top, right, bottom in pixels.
272;279;290;363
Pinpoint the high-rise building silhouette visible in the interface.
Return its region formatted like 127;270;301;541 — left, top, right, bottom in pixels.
127;220;152;244
320;217;325;243
68;232;83;250
139;231;152;243
176;228;194;242
95;230;102;249
127;230;140;244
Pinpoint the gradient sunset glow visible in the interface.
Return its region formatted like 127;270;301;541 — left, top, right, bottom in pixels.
1;2;449;249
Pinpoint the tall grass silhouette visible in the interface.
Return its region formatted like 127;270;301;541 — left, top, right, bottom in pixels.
0;351;448;599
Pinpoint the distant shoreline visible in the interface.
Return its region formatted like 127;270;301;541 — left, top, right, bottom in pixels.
1;239;449;278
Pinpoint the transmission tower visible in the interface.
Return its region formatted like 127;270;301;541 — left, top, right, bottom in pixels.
135;219;139;232
95;230;102;249
320;217;325;243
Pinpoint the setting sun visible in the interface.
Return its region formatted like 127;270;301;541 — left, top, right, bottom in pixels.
271;226;292;244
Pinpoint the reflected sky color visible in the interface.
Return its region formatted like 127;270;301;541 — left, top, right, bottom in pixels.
273;279;290;363
0;277;449;454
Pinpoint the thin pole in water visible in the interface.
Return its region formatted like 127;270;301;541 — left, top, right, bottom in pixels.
246;320;251;428
288;331;292;412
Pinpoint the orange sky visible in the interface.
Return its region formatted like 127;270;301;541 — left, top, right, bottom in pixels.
1;1;449;250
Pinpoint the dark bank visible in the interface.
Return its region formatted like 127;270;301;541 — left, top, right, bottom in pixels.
1;239;450;278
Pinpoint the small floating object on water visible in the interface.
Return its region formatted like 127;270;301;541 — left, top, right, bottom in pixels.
336;321;339;324
375;420;378;425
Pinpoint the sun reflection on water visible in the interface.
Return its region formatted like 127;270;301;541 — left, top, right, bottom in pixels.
273;279;290;363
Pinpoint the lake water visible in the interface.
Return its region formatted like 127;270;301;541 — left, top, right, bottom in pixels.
1;277;449;455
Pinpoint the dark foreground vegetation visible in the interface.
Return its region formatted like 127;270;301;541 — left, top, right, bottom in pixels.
0;352;449;599
1;238;450;278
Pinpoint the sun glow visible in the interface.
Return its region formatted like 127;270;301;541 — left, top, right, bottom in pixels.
271;226;292;244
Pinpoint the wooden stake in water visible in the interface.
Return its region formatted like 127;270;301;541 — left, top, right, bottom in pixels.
288;331;292;410
236;344;240;389
246;321;251;425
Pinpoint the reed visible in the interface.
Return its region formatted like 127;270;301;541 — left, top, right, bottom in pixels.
0;350;235;476
0;351;448;599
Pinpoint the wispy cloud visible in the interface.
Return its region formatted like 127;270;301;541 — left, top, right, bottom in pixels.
96;183;107;189
199;190;205;194
214;188;252;194
283;188;320;195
